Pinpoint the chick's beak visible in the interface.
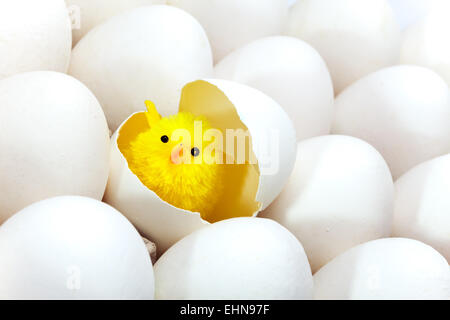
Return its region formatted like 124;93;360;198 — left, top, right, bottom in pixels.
170;144;184;164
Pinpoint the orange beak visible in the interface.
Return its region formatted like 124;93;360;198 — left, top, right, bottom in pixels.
170;144;184;164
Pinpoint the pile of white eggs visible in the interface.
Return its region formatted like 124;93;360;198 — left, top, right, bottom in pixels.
0;0;449;300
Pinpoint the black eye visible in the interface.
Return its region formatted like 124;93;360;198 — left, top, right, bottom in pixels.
191;147;200;157
161;135;169;143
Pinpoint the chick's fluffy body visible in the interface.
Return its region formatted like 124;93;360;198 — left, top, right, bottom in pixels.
126;112;224;215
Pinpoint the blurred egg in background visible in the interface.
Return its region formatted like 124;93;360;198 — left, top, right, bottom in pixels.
167;0;289;63
286;0;401;94
215;36;334;141
0;0;72;80
69;5;213;131
66;0;166;45
399;3;450;87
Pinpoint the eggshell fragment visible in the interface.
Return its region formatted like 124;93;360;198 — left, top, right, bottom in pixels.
66;0;166;45
314;238;450;300
0;196;154;300
69;5;213;131
154;218;313;300
0;0;72;80
287;0;400;94
261;135;394;273
332;65;450;179
215;36;334;141
0;71;110;223
167;0;289;63
399;5;450;87
104;79;296;253
393;154;450;263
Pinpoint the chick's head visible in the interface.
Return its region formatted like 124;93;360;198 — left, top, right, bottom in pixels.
124;101;225;217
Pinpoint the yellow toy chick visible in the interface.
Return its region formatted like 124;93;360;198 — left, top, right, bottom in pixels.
124;101;224;216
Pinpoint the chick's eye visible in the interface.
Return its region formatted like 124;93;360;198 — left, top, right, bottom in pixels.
161;135;169;143
191;147;200;157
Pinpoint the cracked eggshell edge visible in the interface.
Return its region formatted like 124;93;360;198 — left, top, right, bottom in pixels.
104;79;297;253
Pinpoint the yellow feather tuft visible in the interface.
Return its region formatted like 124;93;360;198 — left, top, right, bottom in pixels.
123;109;225;217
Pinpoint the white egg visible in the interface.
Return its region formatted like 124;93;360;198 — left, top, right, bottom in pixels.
0;196;154;299
314;238;450;300
154;218;313;300
66;0;166;45
261;135;394;273
287;0;400;94
332;65;450;179
388;0;446;30
0;0;72;80
104;79;297;253
393;154;450;263
399;5;450;87
69;5;213;131
167;0;289;63
215;36;334;141
0;71;110;223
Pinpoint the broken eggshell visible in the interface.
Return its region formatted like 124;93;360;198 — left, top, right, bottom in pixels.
104;79;297;253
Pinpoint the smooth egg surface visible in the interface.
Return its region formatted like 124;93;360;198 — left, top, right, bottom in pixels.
261;135;394;272
154;218;313;300
69;5;213;131
400;4;450;87
66;0;166;45
0;0;72;80
0;71;110;222
215;36;334;141
287;0;400;94
0;196;154;299
393;154;450;263
167;0;289;63
332;65;450;179
314;238;450;300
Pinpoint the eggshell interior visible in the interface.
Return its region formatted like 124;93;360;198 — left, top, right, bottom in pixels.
0;71;110;223
66;0;166;45
287;0;401;94
105;79;296;253
0;196;154;300
314;238;450;300
69;5;213;131
214;36;335;141
154;218;313;300
0;0;72;80
332;65;450;179
393;154;450;263
178;79;297;210
167;0;289;63
261;135;394;273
